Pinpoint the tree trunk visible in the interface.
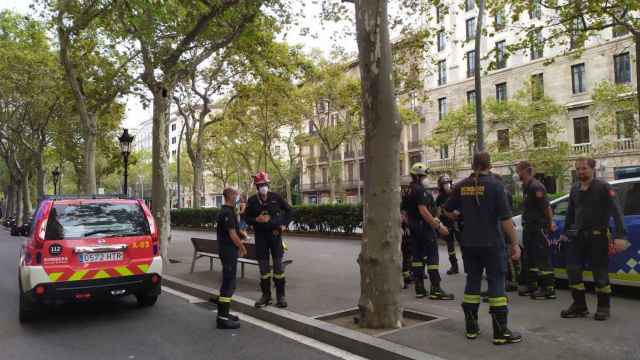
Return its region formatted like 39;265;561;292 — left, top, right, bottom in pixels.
354;0;403;329
474;0;485;152
151;85;172;266
35;149;45;199
58;26;98;195
192;158;204;208
15;180;23;227
84;113;98;194
328;151;336;203
22;174;32;222
5;184;14;220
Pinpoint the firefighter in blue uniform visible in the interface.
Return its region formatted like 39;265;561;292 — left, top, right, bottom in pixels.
216;187;248;329
403;163;454;300
245;171;293;308
436;174;460;275
401;186;413;289
560;157;627;321
516;161;557;300
444;152;522;345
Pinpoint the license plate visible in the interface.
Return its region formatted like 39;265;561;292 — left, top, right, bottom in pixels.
79;252;123;263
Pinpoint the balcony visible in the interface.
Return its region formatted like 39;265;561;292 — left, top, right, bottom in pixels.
615;138;638;152
301;182;330;192
344;151;355;159
319;154;328;162
426;158;456;170
572;143;592;154
357;149;364;157
408;140;422;150
342;179;363;189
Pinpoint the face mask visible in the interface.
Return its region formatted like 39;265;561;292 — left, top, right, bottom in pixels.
258;186;269;195
421;178;429;187
443;183;451;192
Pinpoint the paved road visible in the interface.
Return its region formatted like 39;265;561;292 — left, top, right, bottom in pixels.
0;228;343;360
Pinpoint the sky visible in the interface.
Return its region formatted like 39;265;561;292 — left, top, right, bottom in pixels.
0;0;359;129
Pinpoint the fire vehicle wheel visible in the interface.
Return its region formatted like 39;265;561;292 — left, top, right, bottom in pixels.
19;290;37;323
136;294;158;307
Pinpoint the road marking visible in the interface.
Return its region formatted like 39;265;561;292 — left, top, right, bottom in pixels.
163;286;367;360
161;286;207;303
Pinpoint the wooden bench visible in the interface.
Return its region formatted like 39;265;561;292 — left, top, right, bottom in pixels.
190;237;293;279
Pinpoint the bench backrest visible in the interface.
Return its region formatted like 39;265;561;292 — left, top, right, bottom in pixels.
191;237;257;260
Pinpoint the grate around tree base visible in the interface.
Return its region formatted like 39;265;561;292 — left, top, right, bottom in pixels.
314;308;444;337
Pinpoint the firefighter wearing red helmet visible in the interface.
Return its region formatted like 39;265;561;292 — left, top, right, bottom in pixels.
245;171;293;308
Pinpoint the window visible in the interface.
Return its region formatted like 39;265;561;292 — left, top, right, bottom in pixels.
496;82;507;102
274;145;281;155
45;203;150;240
497;129;510;152
409;91;418;111
438;60;447;86
171;150;177;156
613;25;629;38
308;121;317;134
359;160;365;181
616;111;635;139
466;18;476;41
465;0;475;11
467;90;476;105
309;144;315;157
437;30;446;52
171;123;176;131
530;29;543;60
529;0;542;19
622;183;640;216
347;162;354;181
531;73;544;100
495;41;506;69
309;167;316;184
438;97;448;121
552;198;569;218
571;63;586;94
467;50;475;78
440;144;449;159
321;167;328;184
533;123;548;147
410;123;420;143
573;117;590;144
495;10;506;31
614;53;631;84
570;18;585;50
171;137;176;144
399;159;405;176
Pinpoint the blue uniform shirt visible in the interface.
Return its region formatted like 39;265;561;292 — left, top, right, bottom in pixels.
444;173;512;247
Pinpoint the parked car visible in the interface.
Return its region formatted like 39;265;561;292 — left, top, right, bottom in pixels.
17;195;163;322
513;177;640;287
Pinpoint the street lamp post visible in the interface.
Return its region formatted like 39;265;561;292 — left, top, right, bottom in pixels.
52;167;61;195
118;129;135;196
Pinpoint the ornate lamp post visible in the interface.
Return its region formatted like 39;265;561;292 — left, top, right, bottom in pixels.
52;167;61;195
118;129;135;196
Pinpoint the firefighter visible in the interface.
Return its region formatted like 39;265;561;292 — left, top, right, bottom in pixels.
401;187;413;289
560;157;627;321
436;174;460;275
402;163;454;300
444;152;522;345
245;171;293;308
516;161;557;300
216;187;248;329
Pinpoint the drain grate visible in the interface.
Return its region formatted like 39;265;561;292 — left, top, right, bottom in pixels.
314;308;442;337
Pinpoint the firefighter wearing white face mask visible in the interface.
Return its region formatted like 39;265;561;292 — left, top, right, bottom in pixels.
245;171;292;308
401;163;455;300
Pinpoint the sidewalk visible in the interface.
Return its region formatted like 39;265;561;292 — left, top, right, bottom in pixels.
166;229;640;360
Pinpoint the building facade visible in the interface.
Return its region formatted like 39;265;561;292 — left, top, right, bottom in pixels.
300;2;639;204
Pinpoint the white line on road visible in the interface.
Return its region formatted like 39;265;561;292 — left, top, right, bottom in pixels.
163;286;368;360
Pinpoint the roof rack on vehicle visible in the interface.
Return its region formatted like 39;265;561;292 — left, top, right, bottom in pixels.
41;194;134;201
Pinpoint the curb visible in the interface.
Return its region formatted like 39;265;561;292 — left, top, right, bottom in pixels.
162;274;445;360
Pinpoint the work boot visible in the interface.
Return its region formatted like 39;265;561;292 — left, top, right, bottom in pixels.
415;279;428;299
490;309;522;345
216;301;240;330
214;297;239;321
518;285;537;297
429;286;455;300
447;256;459;275
254;278;272;308
274;277;288;308
594;293;611;321
462;304;480;339
530;287;557;300
560;290;589;318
